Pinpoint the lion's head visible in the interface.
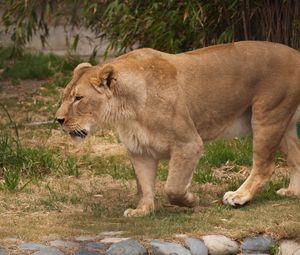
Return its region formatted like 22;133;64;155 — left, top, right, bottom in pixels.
55;62;121;141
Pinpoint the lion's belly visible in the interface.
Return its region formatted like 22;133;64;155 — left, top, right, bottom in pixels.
198;110;252;142
216;111;252;140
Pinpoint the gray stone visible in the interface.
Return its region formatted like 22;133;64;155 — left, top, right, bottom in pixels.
87;242;107;250
279;240;300;255
101;237;129;244
19;242;48;251
0;247;8;255
32;247;65;255
185;238;208;255
3;237;19;242
151;240;191;255
75;236;96;242
174;234;188;239
74;250;103;255
50;240;80;249
241;235;275;254
202;235;239;255
99;231;124;236
107;239;147;255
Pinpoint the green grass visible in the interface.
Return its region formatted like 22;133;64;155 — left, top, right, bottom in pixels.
200;137;253;167
41;184;82;210
85;155;135;180
154;137;253;184
0;47;13;69
0;130;55;189
0;46;83;80
0;128;84;190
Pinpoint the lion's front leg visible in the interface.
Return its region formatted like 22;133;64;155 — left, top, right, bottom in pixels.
124;154;158;217
165;139;203;208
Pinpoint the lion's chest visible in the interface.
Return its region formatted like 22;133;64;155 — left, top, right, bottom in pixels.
117;121;167;157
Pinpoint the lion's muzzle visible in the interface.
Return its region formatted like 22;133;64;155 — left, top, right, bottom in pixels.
69;129;88;139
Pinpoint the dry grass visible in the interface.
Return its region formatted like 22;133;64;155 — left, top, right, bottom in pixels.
0;170;299;242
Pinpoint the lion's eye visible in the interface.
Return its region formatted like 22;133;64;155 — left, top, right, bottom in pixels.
74;96;83;101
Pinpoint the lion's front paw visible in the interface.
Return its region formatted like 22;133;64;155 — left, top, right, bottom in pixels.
223;191;252;206
124;199;154;217
123;208;150;217
276;188;300;197
168;192;199;208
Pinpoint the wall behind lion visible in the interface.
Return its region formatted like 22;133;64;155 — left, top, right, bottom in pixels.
0;24;109;57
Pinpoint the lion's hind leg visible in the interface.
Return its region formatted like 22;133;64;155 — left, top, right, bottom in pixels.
223;99;295;206
277;106;300;197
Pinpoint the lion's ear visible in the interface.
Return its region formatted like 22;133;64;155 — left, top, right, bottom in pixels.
63;63;92;97
91;65;116;97
100;65;115;89
73;63;92;79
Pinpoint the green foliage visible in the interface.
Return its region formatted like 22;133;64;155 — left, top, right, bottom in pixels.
3;53;61;79
0;47;82;80
2;167;20;191
99;0;239;53
0;46;14;68
269;243;280;255
1;1;300;56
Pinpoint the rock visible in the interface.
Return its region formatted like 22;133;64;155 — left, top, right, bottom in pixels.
32;247;64;255
279;240;300;255
18;242;48;250
3;237;19;242
185;238;208;255
0;247;8;255
241;235;275;254
74;250;104;255
75;236;96;242
107;239;147;255
238;254;269;255
50;240;80;249
151;240;191;255
87;242;107;250
174;234;188;238
202;235;239;255
99;231;124;236
101;237;129;244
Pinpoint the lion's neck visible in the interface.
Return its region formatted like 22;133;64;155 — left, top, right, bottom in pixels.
117;120;152;155
100;97;137;126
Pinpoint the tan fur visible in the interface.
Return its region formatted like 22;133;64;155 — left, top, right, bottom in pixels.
56;41;300;217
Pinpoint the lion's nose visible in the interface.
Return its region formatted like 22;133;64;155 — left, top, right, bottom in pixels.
56;118;65;125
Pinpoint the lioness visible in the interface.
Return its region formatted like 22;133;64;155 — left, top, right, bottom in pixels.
56;41;300;217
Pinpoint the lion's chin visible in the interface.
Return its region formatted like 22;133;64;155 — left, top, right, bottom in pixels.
69;130;88;142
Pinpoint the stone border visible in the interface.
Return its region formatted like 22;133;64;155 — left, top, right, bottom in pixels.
1;233;299;255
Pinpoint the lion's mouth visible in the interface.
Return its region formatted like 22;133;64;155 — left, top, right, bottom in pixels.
69;129;88;139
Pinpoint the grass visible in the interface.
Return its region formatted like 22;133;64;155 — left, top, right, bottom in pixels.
0;109;295;240
0;46;82;80
89;155;135;180
0;127;84;190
